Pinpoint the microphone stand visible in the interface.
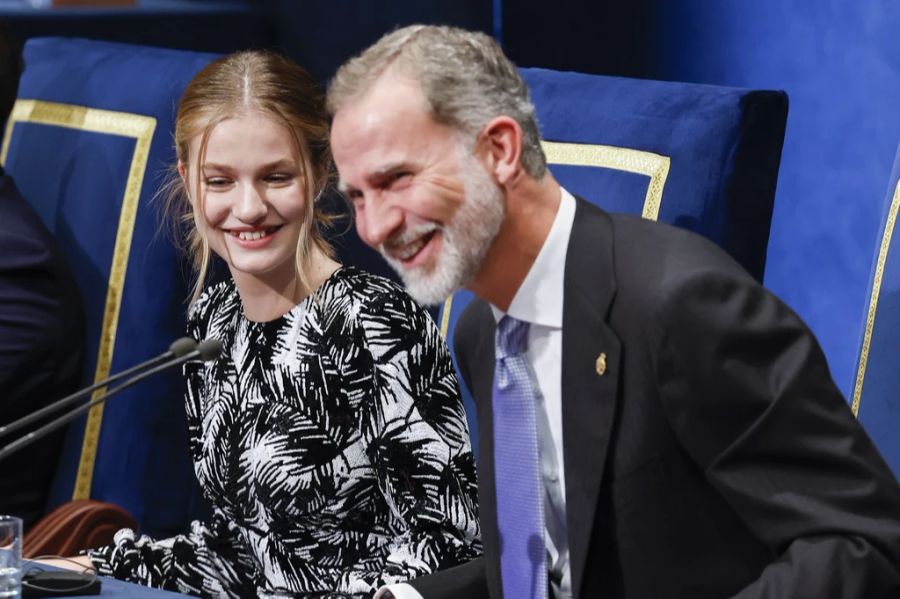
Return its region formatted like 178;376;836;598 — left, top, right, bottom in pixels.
0;338;197;441
0;339;222;463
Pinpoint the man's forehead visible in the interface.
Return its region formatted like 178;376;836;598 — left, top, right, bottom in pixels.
335;71;430;129
332;75;448;177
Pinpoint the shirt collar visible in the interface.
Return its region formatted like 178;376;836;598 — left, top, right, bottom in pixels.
491;187;576;329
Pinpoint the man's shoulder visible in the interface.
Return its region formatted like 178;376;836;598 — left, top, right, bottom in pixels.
572;197;751;287
575;198;726;260
566;197;760;337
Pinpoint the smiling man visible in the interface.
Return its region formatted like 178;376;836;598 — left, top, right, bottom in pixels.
330;67;508;307
328;25;900;599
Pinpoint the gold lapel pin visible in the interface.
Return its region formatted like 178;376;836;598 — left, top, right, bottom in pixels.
595;352;607;376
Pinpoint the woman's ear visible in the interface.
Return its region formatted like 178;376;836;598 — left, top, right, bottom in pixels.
177;161;195;206
480;116;524;186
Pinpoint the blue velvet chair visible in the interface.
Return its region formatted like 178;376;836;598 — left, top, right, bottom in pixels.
438;68;789;452
851;143;900;477
1;38;217;539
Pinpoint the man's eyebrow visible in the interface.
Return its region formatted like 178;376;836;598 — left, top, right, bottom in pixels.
370;162;410;178
337;161;415;195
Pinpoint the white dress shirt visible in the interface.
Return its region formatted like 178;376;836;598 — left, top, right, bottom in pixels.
379;188;577;599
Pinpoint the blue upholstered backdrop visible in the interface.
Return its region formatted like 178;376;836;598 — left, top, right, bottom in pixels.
640;1;900;406
852;144;900;476
3;38;217;537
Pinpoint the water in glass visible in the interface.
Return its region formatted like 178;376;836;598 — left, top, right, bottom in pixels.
0;516;22;599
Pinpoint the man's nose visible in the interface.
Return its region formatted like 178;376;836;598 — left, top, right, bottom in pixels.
357;197;404;248
233;183;268;223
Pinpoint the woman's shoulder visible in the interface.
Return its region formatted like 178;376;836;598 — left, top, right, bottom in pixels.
187;279;240;332
318;266;438;329
322;266;443;339
320;266;415;309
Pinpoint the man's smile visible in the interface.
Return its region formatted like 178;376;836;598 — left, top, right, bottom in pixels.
384;223;440;265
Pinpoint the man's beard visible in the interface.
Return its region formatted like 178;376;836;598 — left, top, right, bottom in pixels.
382;147;505;306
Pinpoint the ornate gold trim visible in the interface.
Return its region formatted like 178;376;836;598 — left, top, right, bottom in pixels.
439;295;454;340
2;99;157;499
438;299;453;338
851;179;900;417
541;141;671;220
439;141;672;337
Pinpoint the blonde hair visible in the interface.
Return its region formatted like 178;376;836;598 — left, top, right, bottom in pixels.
163;50;335;304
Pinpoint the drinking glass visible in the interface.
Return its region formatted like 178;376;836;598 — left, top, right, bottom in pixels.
0;516;22;599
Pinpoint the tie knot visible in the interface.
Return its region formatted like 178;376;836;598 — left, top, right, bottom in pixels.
496;316;530;359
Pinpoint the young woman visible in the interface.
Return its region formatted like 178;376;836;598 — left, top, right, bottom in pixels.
71;50;481;597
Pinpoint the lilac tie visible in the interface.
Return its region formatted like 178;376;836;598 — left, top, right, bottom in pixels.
493;315;547;599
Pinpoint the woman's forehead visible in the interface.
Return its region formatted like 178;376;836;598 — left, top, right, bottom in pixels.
190;111;303;166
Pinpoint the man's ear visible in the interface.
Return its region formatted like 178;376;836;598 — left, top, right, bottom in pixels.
480;116;524;185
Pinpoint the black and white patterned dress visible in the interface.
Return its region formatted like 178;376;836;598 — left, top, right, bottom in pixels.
90;267;482;597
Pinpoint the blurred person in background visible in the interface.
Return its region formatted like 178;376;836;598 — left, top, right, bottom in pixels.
0;22;84;530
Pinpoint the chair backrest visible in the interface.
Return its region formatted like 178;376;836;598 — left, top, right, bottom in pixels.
1;38;217;537
851;143;900;477
438;68;789;452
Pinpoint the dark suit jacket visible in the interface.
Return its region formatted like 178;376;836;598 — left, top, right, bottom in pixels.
411;199;900;598
0;168;84;528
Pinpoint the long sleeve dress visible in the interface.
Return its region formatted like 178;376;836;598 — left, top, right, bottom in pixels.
89;267;482;598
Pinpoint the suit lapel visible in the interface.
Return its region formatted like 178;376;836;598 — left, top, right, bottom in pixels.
562;200;621;599
463;199;621;599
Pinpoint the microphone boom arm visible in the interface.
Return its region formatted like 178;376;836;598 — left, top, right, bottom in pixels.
0;338;196;441
0;339;220;463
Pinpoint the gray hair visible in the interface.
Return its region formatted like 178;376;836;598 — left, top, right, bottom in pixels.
327;25;547;178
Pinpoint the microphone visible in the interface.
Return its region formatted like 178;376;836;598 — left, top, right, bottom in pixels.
0;338;222;462
0;337;198;441
195;338;224;362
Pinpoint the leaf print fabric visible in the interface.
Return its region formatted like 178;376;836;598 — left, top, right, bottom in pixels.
89;267;482;597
